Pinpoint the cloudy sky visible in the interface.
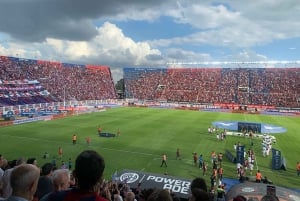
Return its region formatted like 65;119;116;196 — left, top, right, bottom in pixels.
0;0;299;82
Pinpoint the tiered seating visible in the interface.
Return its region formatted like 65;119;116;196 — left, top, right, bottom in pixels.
124;68;167;100
124;67;300;107
0;56;117;106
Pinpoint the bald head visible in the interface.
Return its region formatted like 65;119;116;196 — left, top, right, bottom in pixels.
52;169;70;191
10;164;40;200
125;191;136;201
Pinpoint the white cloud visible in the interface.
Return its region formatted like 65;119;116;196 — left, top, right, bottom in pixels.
1;22;162;66
171;4;241;29
166;48;212;62
156;0;300;48
227;50;268;62
91;22;163;65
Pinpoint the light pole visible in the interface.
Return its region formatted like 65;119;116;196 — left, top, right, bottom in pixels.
63;87;66;109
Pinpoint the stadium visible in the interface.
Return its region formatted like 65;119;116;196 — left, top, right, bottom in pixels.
0;55;300;201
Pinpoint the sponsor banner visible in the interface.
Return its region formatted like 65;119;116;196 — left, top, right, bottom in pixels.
0;121;14;127
117;169;191;199
272;148;282;170
13;116;47;125
236;145;245;165
38;110;61;116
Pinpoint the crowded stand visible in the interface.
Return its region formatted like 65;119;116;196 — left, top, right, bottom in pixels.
124;67;300;108
0;56;117;107
1;55;299;108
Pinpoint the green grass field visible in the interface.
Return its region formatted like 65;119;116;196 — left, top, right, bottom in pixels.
0;107;299;190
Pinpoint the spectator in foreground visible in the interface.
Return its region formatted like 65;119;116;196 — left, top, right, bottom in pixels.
190;177;208;192
5;164;40;201
233;195;247;201
26;158;38;166
52;169;71;192
45;150;108;201
190;177;211;201
260;194;279;201
124;191;136;201
2;157;26;198
35;163;54;200
189;188;210;201
39;169;71;201
146;189;172;201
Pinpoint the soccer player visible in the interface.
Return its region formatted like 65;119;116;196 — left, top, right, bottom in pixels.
160;153;167;167
117;128;121;137
203;161;208;176
98;125;102;134
72;134;77;145
176;148;181;160
86;136;91;146
58;146;63;160
198;154;204;169
193;152;198;166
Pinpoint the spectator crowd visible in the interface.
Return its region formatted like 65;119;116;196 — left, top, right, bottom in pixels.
0;56;117;106
124;67;299;108
0;55;299;108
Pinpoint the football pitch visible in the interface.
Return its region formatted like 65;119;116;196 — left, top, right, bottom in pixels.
0;107;299;190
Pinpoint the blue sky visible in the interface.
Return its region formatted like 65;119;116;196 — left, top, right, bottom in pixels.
114;16;197;41
0;0;299;81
